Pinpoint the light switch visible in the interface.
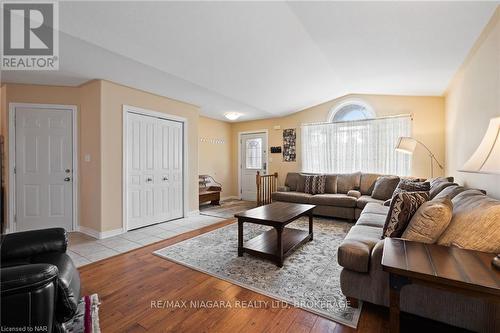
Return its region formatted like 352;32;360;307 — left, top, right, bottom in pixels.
84;154;91;162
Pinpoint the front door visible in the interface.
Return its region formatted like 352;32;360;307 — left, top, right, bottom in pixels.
127;112;184;230
240;132;267;201
15;106;74;232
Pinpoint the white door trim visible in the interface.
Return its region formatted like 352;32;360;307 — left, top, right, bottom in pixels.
122;104;188;232
8;103;79;233
237;129;269;200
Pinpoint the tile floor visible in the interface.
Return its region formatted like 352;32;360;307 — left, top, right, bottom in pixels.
68;215;226;267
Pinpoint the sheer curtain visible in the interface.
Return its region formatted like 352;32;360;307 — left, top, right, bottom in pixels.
301;116;412;175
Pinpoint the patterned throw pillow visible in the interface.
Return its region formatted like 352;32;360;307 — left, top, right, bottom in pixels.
383;191;429;238
304;175;326;194
393;179;430;197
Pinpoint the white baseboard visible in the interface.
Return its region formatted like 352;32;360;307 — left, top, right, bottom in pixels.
76;226;124;239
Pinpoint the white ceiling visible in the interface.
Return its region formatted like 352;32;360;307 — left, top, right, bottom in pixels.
2;1;498;121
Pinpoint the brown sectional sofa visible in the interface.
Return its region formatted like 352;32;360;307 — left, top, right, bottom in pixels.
271;172;394;220
338;183;500;332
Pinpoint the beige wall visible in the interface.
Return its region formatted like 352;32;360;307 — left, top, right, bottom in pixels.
78;80;102;231
100;80;200;232
198;116;236;198
445;7;500;199
230;94;445;194
0;81;200;233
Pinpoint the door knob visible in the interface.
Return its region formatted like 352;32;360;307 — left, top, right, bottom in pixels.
65;169;71;173
163;176;168;181
64;177;71;182
146;178;153;182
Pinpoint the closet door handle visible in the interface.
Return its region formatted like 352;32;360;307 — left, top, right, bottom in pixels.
163;176;168;181
146;178;153;182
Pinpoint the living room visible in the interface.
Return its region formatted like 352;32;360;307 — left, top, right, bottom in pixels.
1;2;499;333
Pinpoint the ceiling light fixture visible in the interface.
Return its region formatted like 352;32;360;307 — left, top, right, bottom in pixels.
224;112;242;121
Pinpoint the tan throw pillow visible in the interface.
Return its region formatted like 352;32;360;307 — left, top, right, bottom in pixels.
371;176;400;200
438;190;500;253
402;198;453;243
383;191;429;238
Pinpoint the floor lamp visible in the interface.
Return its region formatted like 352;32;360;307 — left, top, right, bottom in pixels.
395;137;443;177
459;117;500;270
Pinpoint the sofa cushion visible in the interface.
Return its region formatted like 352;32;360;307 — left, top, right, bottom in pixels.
284;173;300;191
325;174;338;194
338;225;383;273
357;195;384;209
362;202;390;216
296;174;307;192
372;176;400;200
383;191;429;238
337;172;361;194
429;181;457;199
309;194;357;208
427;176;454;187
271;191;313;204
433;184;467;200
356;213;387;228
402;197;453;244
360;173;382;195
438;190;500;253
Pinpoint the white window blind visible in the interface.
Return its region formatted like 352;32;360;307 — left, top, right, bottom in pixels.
301;116;412;175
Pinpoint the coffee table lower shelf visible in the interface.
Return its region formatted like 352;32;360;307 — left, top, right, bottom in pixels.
239;227;312;267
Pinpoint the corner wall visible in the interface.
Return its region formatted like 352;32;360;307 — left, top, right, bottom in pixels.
445;7;500;198
198;116;236;199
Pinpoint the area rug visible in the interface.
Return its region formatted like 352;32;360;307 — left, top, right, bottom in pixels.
153;217;362;328
64;294;101;333
200;199;256;219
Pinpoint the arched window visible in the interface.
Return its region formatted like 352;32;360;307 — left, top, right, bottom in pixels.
328;100;375;122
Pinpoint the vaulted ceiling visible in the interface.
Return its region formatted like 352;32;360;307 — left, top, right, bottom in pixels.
2;1;497;121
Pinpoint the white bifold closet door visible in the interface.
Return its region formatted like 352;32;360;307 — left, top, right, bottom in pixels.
127;112;183;230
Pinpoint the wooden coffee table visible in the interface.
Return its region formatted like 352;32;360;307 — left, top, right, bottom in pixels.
382;238;500;333
235;202;316;267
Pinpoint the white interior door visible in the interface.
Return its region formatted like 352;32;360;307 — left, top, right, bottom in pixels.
240;132;267;201
127;112;183;230
15;106;74;232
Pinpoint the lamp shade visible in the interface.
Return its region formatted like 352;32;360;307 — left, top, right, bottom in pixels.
395;137;417;154
461;117;500;174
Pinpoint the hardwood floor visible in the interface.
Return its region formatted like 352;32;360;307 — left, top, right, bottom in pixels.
79;219;468;333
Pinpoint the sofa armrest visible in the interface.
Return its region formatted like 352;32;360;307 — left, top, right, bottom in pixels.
1;264;58;294
347;190;361;199
1;228;68;262
277;186;290;192
1;264;58;330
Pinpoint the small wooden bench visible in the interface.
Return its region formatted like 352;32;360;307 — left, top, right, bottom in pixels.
199;175;222;205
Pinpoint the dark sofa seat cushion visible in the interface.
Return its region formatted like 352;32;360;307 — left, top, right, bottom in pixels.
356;195;384;209
309;194;357;208
338;225;383;273
271;191;313;204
